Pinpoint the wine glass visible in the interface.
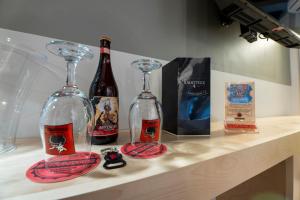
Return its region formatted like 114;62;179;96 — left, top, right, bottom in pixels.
39;41;94;162
129;59;163;145
0;41;47;154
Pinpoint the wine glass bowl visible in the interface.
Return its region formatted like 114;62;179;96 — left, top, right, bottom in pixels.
0;41;48;154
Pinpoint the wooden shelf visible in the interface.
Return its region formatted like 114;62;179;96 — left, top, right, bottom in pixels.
2;116;300;200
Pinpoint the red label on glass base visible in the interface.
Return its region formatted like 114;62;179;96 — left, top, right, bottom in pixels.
140;119;160;143
44;123;75;155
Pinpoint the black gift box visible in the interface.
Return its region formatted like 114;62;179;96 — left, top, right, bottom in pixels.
162;58;210;136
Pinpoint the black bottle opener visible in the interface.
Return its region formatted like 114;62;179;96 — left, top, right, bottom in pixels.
101;148;126;170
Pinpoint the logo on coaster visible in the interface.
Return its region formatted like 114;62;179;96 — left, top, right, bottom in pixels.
26;152;100;183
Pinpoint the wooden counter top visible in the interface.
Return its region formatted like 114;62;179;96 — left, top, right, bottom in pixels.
2;116;300;200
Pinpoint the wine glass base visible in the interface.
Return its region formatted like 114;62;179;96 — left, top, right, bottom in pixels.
46;40;93;62
131;59;162;73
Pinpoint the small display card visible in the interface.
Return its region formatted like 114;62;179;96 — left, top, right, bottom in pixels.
224;82;257;133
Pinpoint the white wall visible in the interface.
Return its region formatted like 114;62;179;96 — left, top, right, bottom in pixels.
290;49;300;115
0;28;298;138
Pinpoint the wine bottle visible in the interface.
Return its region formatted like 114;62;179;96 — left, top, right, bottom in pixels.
89;36;119;145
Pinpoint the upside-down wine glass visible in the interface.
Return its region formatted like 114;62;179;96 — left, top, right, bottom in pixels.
129;59;163;145
39;41;94;163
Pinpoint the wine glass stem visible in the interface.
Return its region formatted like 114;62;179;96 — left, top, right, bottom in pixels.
143;72;151;92
66;61;78;87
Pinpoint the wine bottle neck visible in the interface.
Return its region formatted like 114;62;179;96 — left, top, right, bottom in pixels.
99;38;111;66
100;47;110;55
100;38;111;54
95;38;115;82
96;52;114;81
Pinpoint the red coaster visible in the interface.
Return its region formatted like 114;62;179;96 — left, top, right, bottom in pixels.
121;142;167;159
26;152;100;183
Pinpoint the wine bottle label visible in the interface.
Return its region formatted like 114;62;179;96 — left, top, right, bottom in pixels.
92;96;118;136
100;47;110;54
140;119;160;142
44;123;75;155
